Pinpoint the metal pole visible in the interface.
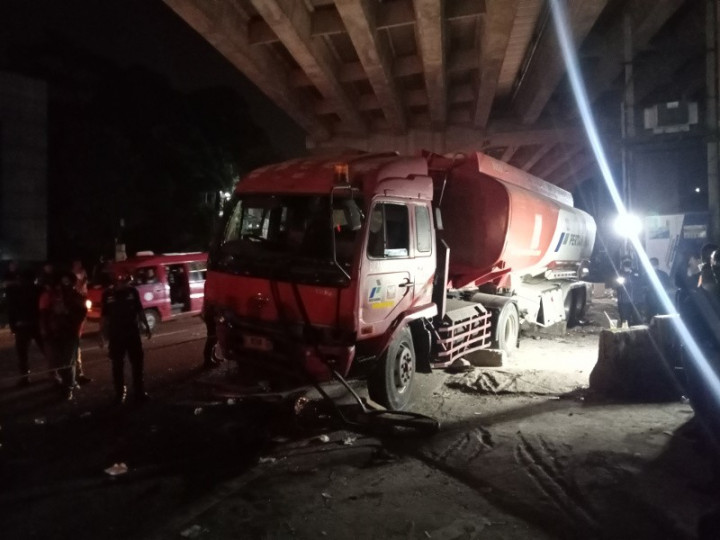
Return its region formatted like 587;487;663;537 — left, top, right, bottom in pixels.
708;0;720;243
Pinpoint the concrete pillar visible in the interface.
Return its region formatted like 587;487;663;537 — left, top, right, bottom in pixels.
0;72;48;262
707;0;720;243
621;9;635;210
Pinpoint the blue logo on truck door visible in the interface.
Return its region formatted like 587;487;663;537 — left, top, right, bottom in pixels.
369;281;383;302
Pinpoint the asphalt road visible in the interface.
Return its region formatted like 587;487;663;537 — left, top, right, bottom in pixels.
0;311;715;539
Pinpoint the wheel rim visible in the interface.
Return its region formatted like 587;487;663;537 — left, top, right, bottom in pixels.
393;344;414;394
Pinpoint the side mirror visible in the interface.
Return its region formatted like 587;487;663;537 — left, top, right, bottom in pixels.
346;200;363;231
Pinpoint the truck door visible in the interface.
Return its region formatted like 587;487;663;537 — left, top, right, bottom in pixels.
187;260;206;312
361;202;415;333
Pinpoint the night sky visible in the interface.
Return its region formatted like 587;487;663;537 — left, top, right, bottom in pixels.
0;0;306;158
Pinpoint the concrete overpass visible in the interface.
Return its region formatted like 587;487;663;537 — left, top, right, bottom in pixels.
162;0;713;197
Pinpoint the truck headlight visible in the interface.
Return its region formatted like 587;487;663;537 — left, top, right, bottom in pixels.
85;299;93;310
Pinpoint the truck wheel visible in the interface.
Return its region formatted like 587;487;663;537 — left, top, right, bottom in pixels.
572;287;587;325
493;303;519;355
368;326;416;411
565;287;587;328
144;309;160;332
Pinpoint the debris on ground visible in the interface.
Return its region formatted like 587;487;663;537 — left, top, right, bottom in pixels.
258;456;277;464
314;434;330;444
34;417;46;425
321;492;332;499
179;524;207;538
445;358;473;374
426;518;485;540
226;398;236;405
193;407;203;415
104;462;129;476
446;368;586;396
342;436;357;446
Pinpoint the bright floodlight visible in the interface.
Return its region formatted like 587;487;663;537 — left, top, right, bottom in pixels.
613;213;642;238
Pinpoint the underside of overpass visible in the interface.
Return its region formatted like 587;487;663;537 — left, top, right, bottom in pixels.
162;0;711;195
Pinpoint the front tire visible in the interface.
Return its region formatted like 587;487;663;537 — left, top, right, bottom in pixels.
368;326;416;411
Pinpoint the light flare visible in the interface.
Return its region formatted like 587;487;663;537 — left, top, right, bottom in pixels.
549;0;720;401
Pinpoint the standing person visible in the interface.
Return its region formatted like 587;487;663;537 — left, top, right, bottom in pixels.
698;243;719;293
100;272;152;404
39;272;87;401
71;259;92;385
616;258;643;326
7;269;44;386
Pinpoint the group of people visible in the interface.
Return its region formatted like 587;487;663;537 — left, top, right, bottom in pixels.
3;259;152;404
614;256;673;327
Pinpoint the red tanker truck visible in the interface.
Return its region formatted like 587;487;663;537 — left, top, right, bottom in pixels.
205;151;596;410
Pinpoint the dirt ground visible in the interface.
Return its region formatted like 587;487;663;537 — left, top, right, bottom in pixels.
1;295;718;539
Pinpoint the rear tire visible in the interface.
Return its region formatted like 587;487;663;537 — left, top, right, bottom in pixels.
492;302;519;355
368;326;416;411
565;287;587;328
572;286;587;325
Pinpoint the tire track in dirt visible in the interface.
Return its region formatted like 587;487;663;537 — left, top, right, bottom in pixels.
435;426;495;463
515;432;599;534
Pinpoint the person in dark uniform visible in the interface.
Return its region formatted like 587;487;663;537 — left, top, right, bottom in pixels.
100;272;152;404
616;258;643;326
7;269;44;386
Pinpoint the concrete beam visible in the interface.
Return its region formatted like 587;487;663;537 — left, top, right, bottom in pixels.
335;0;406;132
474;0;520;128
377;0;415;29
413;0;447;127
514;0;607;124
501;145;519;162
248;16;278;45
162;0;329;140
521;143;555;171
535;144;584;178
250;0;366;135
556;155;598;188
311;124;584;154
447;0;487;20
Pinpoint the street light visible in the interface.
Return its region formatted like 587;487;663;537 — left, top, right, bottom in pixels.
613;212;642;239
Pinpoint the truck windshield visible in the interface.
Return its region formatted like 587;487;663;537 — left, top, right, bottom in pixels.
212;194;364;286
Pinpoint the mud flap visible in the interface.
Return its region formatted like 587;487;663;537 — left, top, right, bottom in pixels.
410;321;432;373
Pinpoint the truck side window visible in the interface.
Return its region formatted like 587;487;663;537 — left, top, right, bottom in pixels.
415;205;432;253
367;203;409;259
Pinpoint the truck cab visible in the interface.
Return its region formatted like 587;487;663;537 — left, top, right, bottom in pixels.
206;154;437;409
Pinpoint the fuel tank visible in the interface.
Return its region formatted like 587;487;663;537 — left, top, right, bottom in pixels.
432;152;596;289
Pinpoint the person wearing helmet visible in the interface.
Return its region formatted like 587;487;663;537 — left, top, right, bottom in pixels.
100;271;152;405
